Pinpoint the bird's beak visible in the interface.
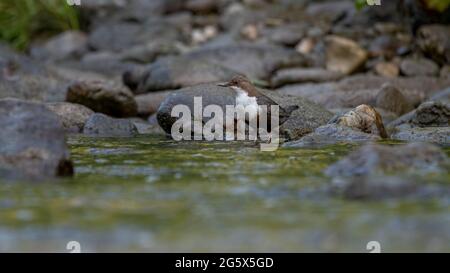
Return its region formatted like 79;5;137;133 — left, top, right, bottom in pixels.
218;82;231;87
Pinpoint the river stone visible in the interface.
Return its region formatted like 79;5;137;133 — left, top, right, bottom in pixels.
156;83;332;140
271;68;343;88
0;73;67;102
388;101;450;129
83;113;138;137
30;31;88;62
118;40;181;64
283;124;380;147
325;35;368;75
0;99;73;180
306;0;355;22
374;62;400;78
257;89;333;140
400;58;439;77
45;102;94;133
157;83;236;135
329;105;388;138
375;84;414;116
325;143;449;178
277;75;450;109
63;51;144;78
135;91;173;117
124;56;237;94
132;119;166;135
184;44;307;80
417;24;450;65
88;20;181;52
264;23;306;46
66;80;138;118
391;127;450;145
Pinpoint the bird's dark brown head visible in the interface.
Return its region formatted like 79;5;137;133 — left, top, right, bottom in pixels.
219;75;251;88
218;75;259;95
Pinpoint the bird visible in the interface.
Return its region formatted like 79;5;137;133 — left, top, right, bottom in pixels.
218;75;298;133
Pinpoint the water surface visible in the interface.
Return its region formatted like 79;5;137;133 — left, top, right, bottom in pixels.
0;135;449;252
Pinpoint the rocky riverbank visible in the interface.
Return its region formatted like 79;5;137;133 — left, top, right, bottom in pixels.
1;0;449;191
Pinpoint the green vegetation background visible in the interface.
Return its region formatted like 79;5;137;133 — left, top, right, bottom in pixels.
0;0;80;50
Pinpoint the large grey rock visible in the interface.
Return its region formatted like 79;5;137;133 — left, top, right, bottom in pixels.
157;83;236;134
66;80;138;118
83;113;138;137
0;99;73;180
156;83;332;140
45;102;94;133
388;101;450;145
258;89;333;140
124;56;237;94
388;101;450;129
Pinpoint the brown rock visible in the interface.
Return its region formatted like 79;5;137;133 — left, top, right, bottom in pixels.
66;80;138;117
332;105;388;138
45;102;94;133
417;24;450;65
325;35;368;75
374;62;399;78
375;84;413;116
135;91;172;117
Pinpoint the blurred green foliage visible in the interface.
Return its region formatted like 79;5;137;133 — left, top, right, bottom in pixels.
0;0;80;50
354;0;368;10
425;0;450;12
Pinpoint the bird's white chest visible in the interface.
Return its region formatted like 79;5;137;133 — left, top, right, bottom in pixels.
231;86;260;122
232;87;258;108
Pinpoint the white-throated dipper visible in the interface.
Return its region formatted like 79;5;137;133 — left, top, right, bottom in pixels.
218;75;298;131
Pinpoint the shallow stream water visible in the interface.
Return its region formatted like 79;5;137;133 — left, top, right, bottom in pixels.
0;135;449;252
